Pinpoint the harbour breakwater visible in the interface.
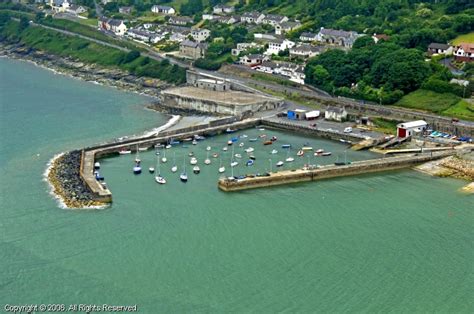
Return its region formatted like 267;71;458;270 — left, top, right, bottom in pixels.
218;151;458;192
0;43;170;98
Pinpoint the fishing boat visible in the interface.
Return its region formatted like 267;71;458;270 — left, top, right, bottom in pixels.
206;146;211;151
171;152;178;172
192;140;198;145
271;149;278;154
149;167;155;173
276;161;284;167
188;152;194;157
190;157;198;165
234;154;242;159
321;152;332;156
263;141;273;145
249;138;258;142
239;142;245;147
161;150;167;163
204;152;211;165
119;149;131;155
155;157;166;184
180;156;188;182
94;162;100;170
212;153;219;158
245;147;254;153
222;147;228;151
297;150;304;157
302;146;313;151
218;157;225;173
226;128;236;133
246;159;254;166
271;136;277;141
193;166;200;174
281;144;291;149
227;140;233;146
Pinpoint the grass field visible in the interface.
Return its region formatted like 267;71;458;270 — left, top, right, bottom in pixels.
395;89;474;121
451;32;474;45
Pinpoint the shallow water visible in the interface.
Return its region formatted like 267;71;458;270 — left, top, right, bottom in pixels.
0;58;472;312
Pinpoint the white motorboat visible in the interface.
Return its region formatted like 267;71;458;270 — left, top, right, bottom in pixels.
139;147;148;152
206;146;211;151
321;152;332;156
218;158;225;173
297;150;304;157
155;157;166;184
94;162;100;169
302;146;313;151
192;140;198;145
119;149;131;155
165;144;171;149
212;153;219;158
271;149;278;154
193;166;200;174
180;156;188;182
171;152;178;172
286;157;295;162
190;157;198;165
234;154;242;159
239;142;245;147
161;150;167;163
316;149;324;154
276;161;284;167
245;147;254;153
231;161;239;167
240;134;248;138
204;152;211;165
222;147;228;151
227;140;233;146
149;167;155;173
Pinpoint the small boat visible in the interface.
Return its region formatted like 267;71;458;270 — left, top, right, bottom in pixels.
297;150;304;157
249;138;258;142
165;144;172;149
259;134;267;138
138;147;148;152
155;144;165;149
155;150;160;156
222;147;228;151
161;150;167;163
316;149;324;154
227;140;233;146
190;157;198;165
133;164;142;174
204;152;211;165
183;137;193;142
170;140;180;145
94;171;104;181
119;149;131;155
94;162;100;170
321;152;332;156
171;165;178;172
226;128;236;133
302;146;313;151
180;157;188;182
231;137;239;142
246;160;254;166
276;161;284;167
192;140;198;145
240;134;248;138
245;147;254;153
271;136;277;141
239;142;245;147
218;157;225;173
271;149;278;154
281;144;291;149
212;153;219;158
206;146;211;151
188;152;194;157
263;141;273;145
149;167;155;173
193;166;200;174
231;161;239;167
249;155;256;160
286;157;295;162
194;135;205;140
258;128;265;131
234;154;242;159
155;157;166;184
100;182;107;189
171;152;177;172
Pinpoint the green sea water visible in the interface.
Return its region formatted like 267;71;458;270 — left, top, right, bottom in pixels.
0;57;473;313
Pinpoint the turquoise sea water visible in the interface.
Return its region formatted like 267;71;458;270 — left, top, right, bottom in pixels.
0;58;472;312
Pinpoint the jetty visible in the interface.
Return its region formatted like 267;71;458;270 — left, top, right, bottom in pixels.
218;151;456;192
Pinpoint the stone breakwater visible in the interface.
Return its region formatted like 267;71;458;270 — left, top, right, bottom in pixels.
48;150;107;208
0;43;169;98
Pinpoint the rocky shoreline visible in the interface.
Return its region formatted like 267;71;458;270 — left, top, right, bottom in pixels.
0;43;170;98
47;150;107;208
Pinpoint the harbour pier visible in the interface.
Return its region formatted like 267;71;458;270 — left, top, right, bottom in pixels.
218;151;457;192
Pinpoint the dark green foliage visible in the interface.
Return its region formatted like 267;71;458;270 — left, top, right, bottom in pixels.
194;58;221;70
121;50;141;64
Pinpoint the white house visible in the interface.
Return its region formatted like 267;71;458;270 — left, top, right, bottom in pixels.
262;14;288;26
453;43;474;62
324;107;348;122
275;21;301;35
239;54;268;66
168;16;193;26
265;39;295;55
396;120;427;138
289;43;321;59
191;28;210;42
427;43;453;56
299;32;318;42
231;42;262;56
67;4;87;14
50;0;70;12
317;27;361;49
98;18;128;36
241;11;265;24
127;29;151;42
151;5;175;15
213;4;234;14
214;16;237;24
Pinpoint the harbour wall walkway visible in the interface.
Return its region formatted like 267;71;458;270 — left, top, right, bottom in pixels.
218;151;457;192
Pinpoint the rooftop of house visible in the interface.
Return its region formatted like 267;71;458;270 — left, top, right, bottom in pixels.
264;14;287;22
456;43;474;52
108;19;124;27
300;32;317;38
291;43;320;52
242;11;263;18
319;27;358;38
279;21;301;29
153;5;173;10
326;106;346;114
428;43;450;50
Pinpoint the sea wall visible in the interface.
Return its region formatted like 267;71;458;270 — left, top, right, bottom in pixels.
218;151;456;192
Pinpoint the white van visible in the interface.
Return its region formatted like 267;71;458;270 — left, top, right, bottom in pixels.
343;127;353;133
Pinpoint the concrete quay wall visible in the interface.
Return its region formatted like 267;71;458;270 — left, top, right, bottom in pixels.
218;151;455;192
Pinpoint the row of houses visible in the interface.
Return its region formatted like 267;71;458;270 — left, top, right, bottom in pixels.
48;0;87;14
299;27;362;49
428;42;474;62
